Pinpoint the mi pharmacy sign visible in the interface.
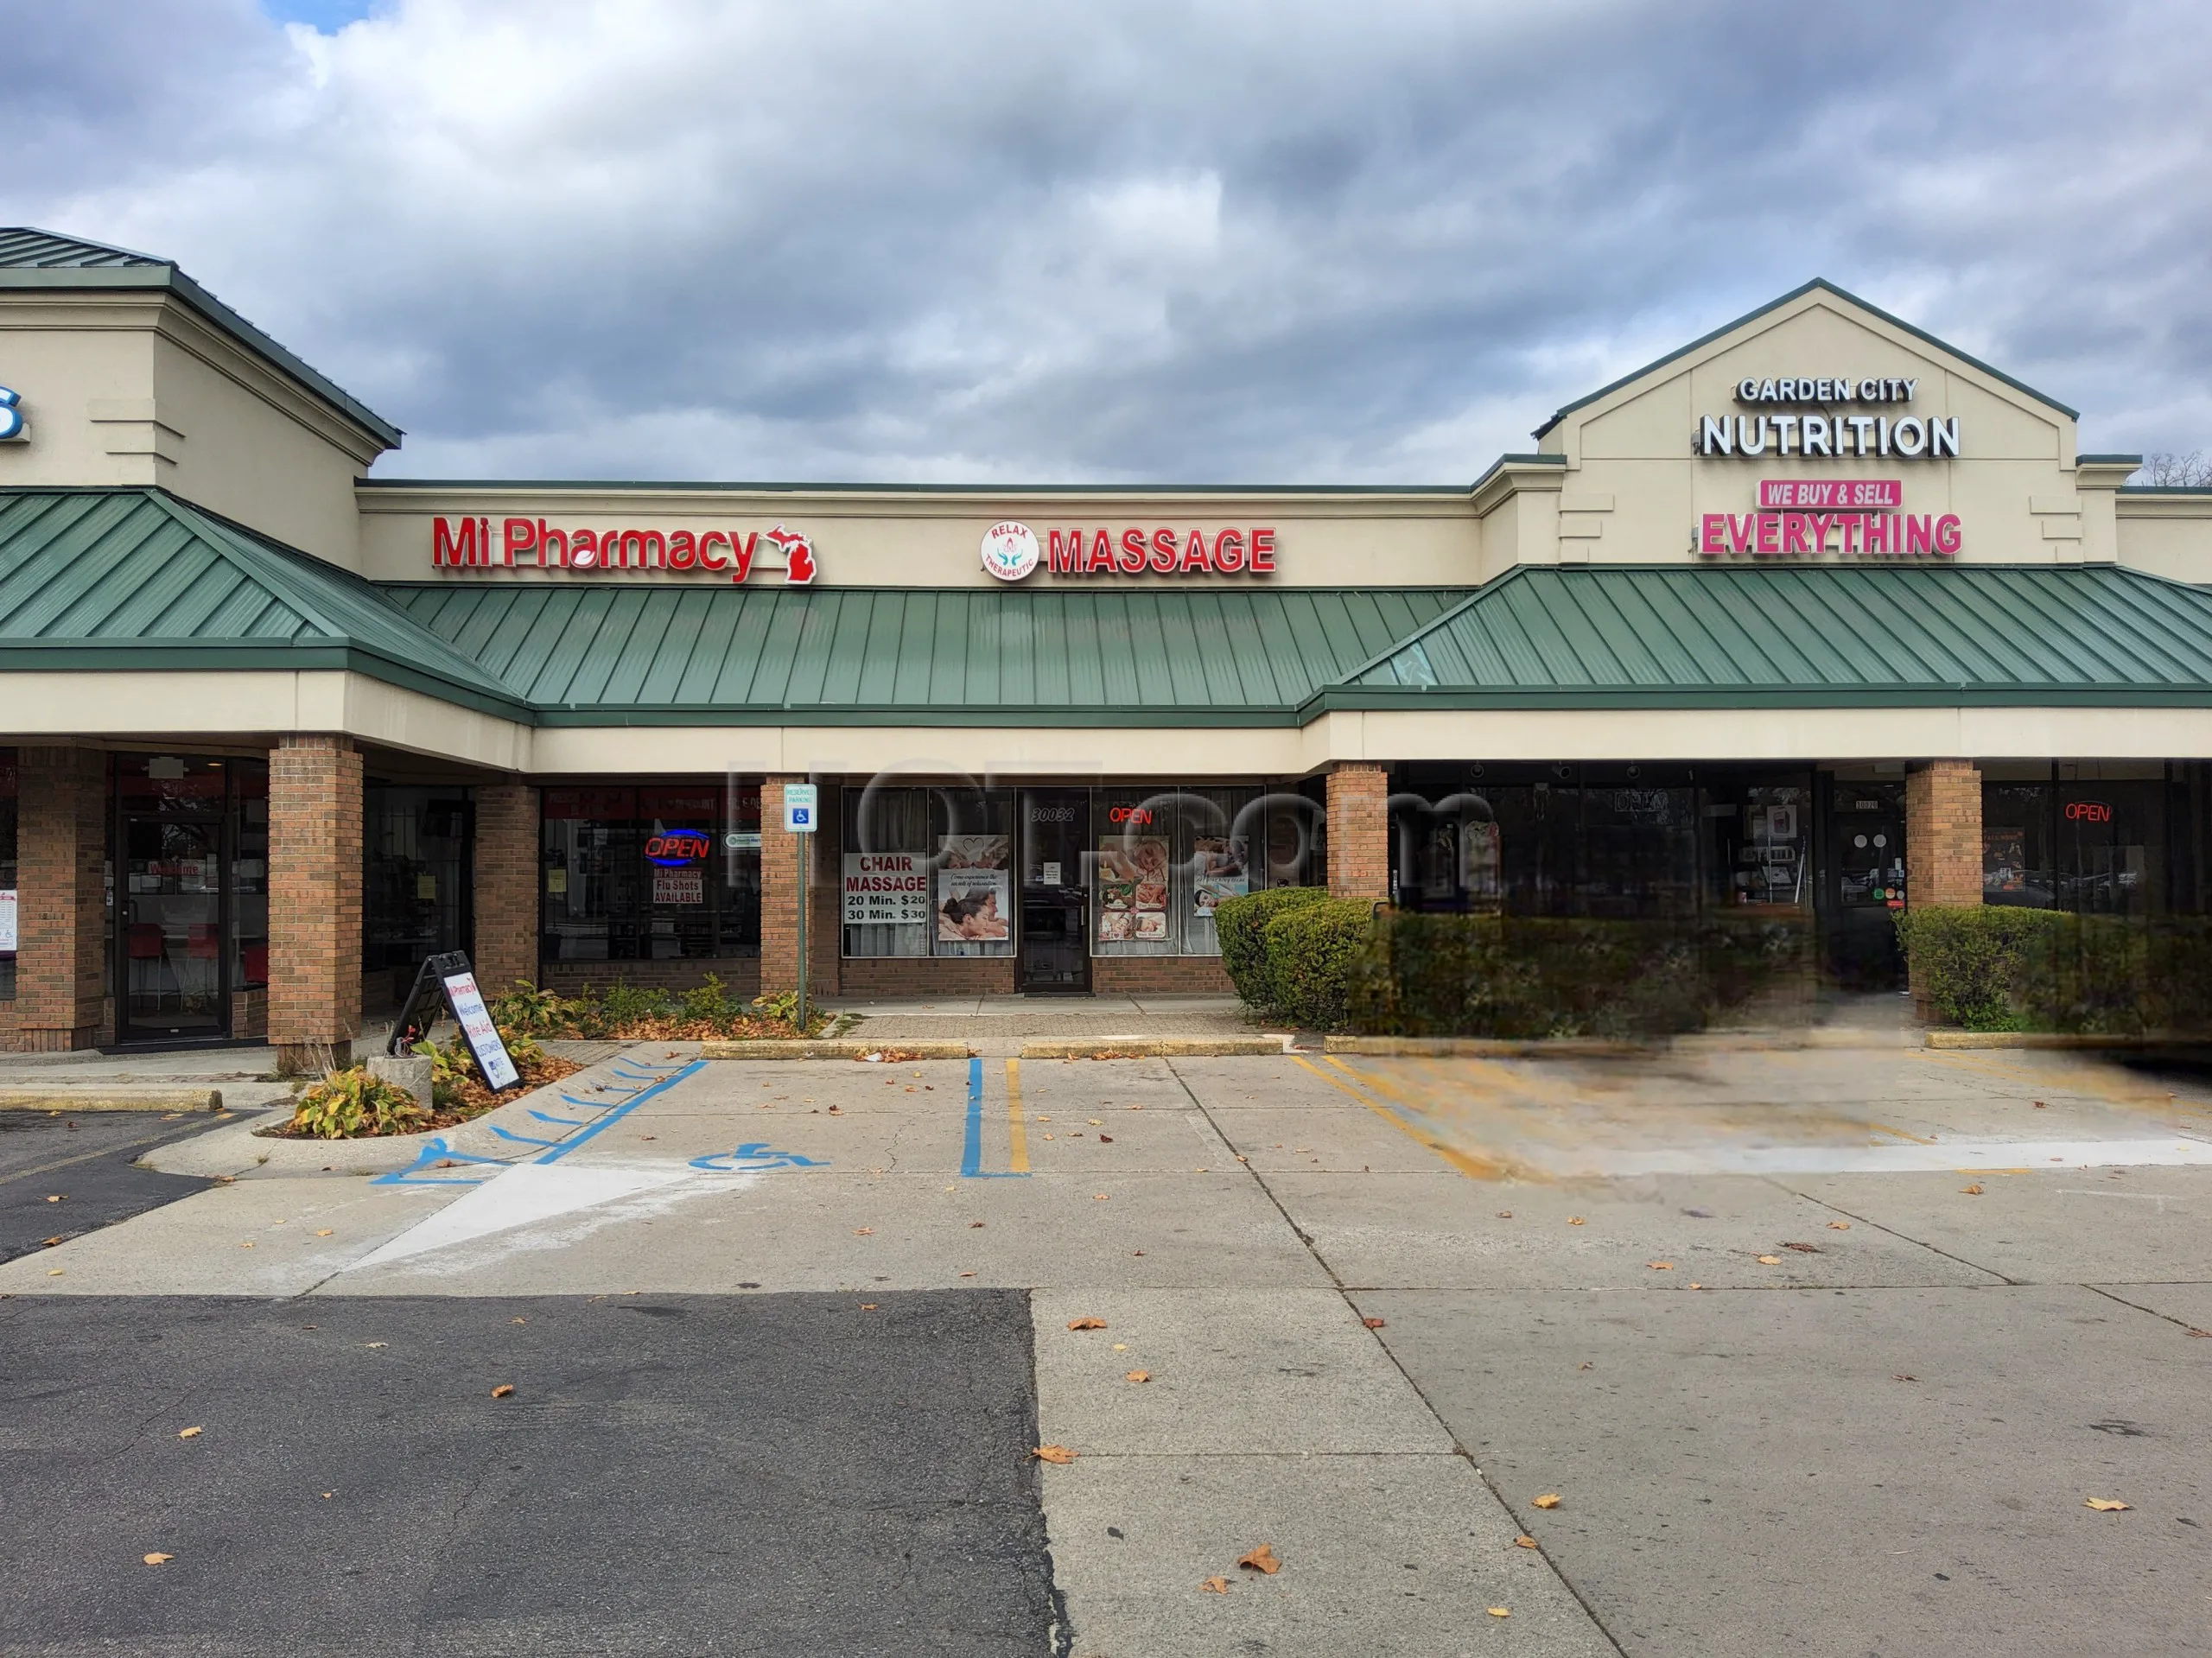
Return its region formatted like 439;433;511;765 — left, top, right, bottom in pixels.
430;517;817;583
1695;377;1959;461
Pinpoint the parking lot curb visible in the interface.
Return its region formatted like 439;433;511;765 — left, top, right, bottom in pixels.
1322;1036;1644;1058
1923;1030;2152;1050
0;1088;226;1113
1020;1037;1288;1058
698;1039;976;1061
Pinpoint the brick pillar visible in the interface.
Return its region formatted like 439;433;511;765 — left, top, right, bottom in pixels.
270;735;363;1074
1906;759;1983;907
14;746;108;1051
1325;763;1390;899
473;783;538;996
760;776;804;995
810;784;841;998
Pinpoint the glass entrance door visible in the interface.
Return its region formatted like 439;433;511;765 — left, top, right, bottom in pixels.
1824;780;1906;990
1019;790;1090;994
120;814;227;1040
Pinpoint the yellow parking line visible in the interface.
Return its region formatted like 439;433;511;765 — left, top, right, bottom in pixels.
1292;1055;1503;1180
1004;1058;1030;1174
1868;1121;1937;1146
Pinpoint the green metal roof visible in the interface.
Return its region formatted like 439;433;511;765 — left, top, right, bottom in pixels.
0;490;523;717
11;490;2212;732
1336;563;2212;711
0;227;403;449
385;582;1467;727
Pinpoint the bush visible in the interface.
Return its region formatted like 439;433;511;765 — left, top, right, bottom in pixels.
1261;897;1380;1029
289;1067;430;1139
483;975;822;1039
1895;907;2212;1034
1214;886;1332;1008
1344;912;1815;1039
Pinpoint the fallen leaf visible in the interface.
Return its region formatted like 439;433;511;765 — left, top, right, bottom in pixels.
2084;1497;2131;1511
1098;1134;1114;1143
46;1194;60;1204
1237;1543;1281;1574
1088;1119;1103;1126
2188;1328;2211;1338
1827;1222;1851;1230
1893;1374;1917;1382
1578;1361;1592;1370
1961;1185;1984;1196
1567;1217;1586;1226
1199;1576;1230;1594
859;1303;878;1311
969;1221;986;1229
177;1426;202;1439
1068;1316;1109;1331
363;1342;386;1349
41;1236;62;1248
143;1553;173;1566
315;1229;334;1237
1032;1445;1077;1464
1126;1369;1150;1383
1648;1261;1675;1270
238;1241;254;1249
321;1492;334;1499
1532;1493;1561;1509
512;1317;527;1324
1513;1535;1537;1549
1487;1607;1510;1618
1362;1316;1388;1329
1113;1343;1128;1350
1783;1242;1821;1254
1688;1281;1704;1289
48;1268;64;1276
854;1227;874;1236
1092;1193;1109;1201
958;1271;976;1278
1757;1255;1783;1265
1497;1210;1513;1219
2033;1100;2047;1109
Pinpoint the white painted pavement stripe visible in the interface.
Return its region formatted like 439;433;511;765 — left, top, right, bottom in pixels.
1584;1137;2212;1178
348;1164;712;1269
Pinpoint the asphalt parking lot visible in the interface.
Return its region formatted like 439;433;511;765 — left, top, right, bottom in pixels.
0;1107;219;1266
2;1043;2207;1655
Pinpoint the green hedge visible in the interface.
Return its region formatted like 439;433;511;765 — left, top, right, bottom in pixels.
1214;886;1333;1008
1261;897;1380;1029
1216;894;1812;1035
1895;907;2212;1033
1350;912;1810;1039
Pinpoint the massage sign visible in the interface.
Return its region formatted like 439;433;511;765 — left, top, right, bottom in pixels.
980;521;1277;581
431;517;817;582
1692;375;1962;560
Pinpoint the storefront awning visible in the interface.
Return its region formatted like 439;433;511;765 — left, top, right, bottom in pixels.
1329;563;2212;710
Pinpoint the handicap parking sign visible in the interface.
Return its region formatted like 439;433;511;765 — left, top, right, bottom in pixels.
783;783;818;834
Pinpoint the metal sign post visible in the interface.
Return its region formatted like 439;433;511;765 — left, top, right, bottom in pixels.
784;783;819;1035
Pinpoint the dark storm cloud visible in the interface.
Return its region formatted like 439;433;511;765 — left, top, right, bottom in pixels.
3;0;2209;480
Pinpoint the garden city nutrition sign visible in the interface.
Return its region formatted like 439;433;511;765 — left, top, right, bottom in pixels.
1692;374;1962;560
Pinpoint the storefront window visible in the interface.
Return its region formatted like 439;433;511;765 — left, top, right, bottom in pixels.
541;784;761;961
1394;765;1699;920
2057;766;2167;916
1702;776;1813;912
0;748;16;1001
114;754;266;1041
842;785;1014;958
1090;787;1258;957
1982;777;2055;907
364;788;469;1001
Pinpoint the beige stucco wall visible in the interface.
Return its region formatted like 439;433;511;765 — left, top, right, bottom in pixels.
353;485;1485;588
0;290;388;568
2115;496;2212;583
9;670;2212;774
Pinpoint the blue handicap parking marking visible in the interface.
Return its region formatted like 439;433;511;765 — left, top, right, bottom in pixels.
372;1058;709;1188
689;1142;830;1173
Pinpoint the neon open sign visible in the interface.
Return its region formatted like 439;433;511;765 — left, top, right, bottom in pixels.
2064;802;2113;824
645;829;712;866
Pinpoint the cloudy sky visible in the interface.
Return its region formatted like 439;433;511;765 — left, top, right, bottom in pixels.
6;0;2211;482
